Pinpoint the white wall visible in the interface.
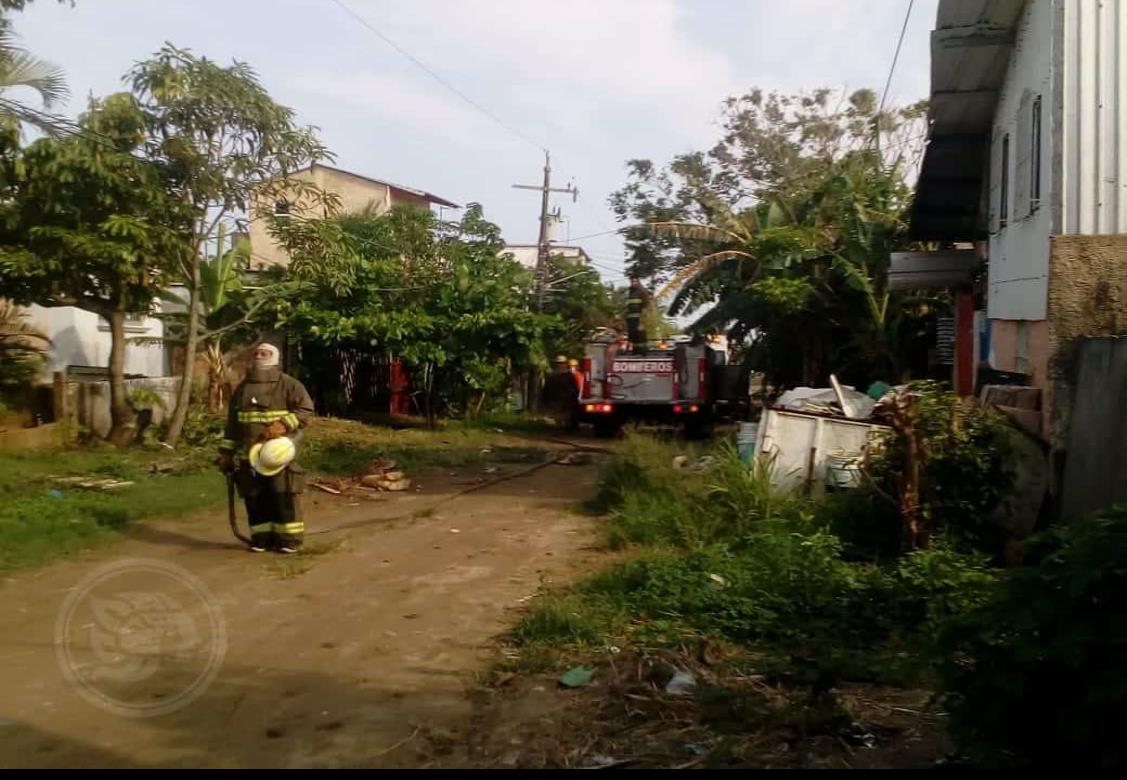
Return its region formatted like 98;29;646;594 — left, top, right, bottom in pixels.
24;305;168;378
1061;0;1127;234
501;245;588;270
988;0;1055;321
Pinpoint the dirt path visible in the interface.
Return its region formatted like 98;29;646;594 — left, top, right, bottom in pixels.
0;453;605;768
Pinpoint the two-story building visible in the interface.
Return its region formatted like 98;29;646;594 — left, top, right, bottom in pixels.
247;163;459;269
908;0;1127;461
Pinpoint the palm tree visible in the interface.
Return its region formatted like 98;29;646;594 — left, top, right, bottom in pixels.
0;300;49;390
642;197;821;321
0;17;67;131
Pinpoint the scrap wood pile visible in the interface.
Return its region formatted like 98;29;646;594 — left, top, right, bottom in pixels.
310;456;413;497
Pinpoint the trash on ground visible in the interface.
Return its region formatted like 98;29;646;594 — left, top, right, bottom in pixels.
664;670;697;695
54;476;134;491
840;721;877;749
558;665;595;689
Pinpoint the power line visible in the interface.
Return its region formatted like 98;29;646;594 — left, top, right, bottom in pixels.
326;0;545;153
556;226;629;244
877;0;915;129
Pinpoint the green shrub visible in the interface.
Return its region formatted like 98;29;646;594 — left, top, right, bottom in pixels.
866;381;1016;555
937;505;1127;768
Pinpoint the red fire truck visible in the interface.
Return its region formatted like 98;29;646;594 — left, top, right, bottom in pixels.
577;334;746;437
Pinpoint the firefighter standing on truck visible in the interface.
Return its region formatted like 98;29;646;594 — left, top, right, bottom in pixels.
625;275;653;353
216;341;315;553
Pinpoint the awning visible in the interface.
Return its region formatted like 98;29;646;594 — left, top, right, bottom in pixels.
909;0;1026;241
889;250;979;290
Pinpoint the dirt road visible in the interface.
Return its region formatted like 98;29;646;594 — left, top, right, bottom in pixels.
0;452;604;768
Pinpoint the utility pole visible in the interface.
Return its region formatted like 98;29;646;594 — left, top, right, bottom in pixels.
512;150;578;411
513;150;578;311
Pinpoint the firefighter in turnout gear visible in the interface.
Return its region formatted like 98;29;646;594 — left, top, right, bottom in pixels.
216;341;315;553
625;275;653;353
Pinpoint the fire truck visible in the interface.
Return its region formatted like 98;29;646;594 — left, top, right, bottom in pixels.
577;333;747;437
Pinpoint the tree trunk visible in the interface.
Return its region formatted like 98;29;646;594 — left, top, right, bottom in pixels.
106;308;134;446
205;338;227;412
163;254;202;446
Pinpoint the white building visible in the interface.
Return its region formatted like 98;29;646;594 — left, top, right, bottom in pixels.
503;244;592;270
23;304;168;378
908;0;1127;450
502;210;592;270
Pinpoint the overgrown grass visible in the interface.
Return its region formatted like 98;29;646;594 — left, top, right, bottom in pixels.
510;432;998;689
461;410;556;436
301;416;547;475
0;445;221;571
1;415;553;572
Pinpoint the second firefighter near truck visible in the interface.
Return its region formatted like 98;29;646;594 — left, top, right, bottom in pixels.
216;341;315;553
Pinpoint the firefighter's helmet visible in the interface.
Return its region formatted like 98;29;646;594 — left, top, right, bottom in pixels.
249;436;296;477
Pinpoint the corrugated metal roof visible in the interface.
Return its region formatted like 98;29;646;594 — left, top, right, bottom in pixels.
307;163;460;209
910;0;1026;240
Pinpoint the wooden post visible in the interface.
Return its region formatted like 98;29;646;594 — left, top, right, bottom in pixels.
955;288;976;396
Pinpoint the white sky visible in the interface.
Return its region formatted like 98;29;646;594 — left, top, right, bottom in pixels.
9;0;938;286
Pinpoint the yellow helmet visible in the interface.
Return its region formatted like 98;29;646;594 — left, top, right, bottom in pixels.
248;436;296;477
568;358;579;368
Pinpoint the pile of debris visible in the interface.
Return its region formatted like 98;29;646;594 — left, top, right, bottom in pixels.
452;645;947;769
774;375;883;421
310;457;412;497
51;475;134;491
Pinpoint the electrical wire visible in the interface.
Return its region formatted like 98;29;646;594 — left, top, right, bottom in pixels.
326;0;545;153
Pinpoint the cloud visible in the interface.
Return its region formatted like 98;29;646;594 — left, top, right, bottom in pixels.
287;69;515;152
345;0;737;141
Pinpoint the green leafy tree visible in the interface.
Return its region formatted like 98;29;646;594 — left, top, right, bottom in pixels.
154;227;284;412
539;252;618;361
127;43;334;445
273;204;548;425
0;93;192;443
611;87;932;388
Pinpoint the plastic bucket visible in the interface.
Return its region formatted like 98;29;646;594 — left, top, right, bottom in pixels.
736;422;759;465
825;452;862;489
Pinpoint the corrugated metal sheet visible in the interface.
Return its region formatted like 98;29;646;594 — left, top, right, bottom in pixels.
1062;0;1127;234
889;250;979;290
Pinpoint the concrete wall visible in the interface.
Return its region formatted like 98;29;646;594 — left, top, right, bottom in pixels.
0;422;67;452
502;246;589;271
69;376;181;440
22;304;167;378
247;165;434;270
988;0;1055;320
1047;233;1127;449
1060;336;1127;520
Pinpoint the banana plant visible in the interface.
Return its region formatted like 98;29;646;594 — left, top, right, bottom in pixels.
153;224;253;411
